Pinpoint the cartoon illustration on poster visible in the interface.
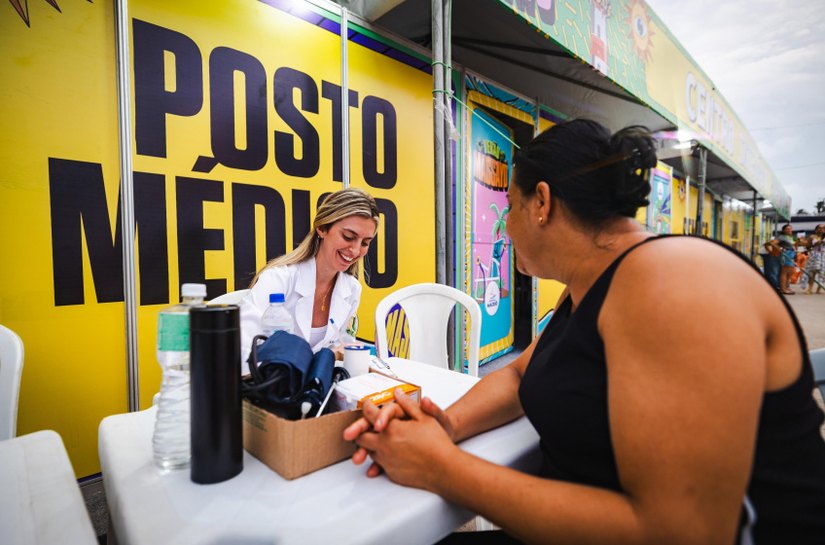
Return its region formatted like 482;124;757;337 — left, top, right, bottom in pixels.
469;106;514;363
590;0;611;75
650;162;673;234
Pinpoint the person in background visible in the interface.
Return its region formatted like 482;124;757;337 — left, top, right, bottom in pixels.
791;237;808;286
345;119;825;545
766;224;797;295
804;223;825;294
238;188;379;374
758;238;779;289
761;236;781;289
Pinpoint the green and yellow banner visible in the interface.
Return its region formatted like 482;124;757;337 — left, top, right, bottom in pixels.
495;0;790;216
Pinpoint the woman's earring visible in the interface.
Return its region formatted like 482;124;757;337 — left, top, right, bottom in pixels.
538;217;544;225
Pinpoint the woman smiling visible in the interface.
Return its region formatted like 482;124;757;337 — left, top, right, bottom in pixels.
239;188;379;373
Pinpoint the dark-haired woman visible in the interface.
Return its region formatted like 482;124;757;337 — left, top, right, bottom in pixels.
345;120;825;544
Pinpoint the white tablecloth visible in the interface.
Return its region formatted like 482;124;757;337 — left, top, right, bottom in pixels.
0;430;97;545
99;358;540;545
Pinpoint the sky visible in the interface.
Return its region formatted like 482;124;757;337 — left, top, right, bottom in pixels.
645;0;825;215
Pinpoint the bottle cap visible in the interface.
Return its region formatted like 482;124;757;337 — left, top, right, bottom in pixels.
269;293;286;303
182;283;207;298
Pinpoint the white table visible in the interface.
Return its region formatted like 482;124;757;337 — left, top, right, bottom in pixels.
99;358;541;545
0;430;98;545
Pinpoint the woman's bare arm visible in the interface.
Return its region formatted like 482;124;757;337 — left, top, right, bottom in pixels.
354;240;773;545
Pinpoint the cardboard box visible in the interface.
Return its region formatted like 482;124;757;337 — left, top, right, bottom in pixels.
242;371;422;480
242;400;361;480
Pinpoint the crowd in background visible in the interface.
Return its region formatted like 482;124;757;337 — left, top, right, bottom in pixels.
761;223;825;295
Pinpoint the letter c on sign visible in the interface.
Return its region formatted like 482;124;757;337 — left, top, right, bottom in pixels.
685;72;697;122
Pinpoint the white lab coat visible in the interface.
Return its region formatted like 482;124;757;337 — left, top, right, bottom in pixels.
239;257;361;374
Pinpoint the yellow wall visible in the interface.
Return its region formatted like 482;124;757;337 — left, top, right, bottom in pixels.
1;0;436;477
1;1;124;479
671;176;687;234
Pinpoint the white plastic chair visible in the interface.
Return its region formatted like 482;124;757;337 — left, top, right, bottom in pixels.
209;289;250;305
375;283;481;376
1;430;97;544
0;324;24;440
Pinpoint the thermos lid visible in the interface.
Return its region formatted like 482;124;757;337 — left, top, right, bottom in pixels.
190;304;240;332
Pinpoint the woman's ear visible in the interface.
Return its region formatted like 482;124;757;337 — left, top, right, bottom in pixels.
316;226;327;239
535;181;552;221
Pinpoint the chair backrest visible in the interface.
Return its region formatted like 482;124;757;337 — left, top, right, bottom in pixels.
811;348;825;402
209;289;250;305
375;283;481;376
0;324;25;440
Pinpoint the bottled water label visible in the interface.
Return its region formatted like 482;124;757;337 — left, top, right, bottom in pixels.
158;312;189;351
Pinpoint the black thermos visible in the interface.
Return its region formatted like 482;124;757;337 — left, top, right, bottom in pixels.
189;304;243;484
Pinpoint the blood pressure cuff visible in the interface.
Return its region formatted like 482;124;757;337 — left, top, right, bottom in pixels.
242;331;338;419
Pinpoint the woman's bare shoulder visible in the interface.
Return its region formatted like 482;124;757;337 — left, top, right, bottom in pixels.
621;237;760;283
605;236;776;321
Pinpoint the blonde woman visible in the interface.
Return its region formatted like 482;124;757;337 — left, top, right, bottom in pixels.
239;188;379;373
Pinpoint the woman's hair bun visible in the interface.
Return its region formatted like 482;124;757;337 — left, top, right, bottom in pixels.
604;125;657;217
512;119;658;228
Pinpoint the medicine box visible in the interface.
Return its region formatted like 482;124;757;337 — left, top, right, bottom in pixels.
333;372;421;411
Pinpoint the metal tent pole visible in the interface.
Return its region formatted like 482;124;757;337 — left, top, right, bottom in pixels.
695;147;707;236
684;176;690;234
432;0;446;286
751;191;758;260
440;0;456;369
341;6;350;188
443;0;454;290
115;0;140;411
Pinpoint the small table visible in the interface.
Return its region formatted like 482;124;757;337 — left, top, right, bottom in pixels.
0;430;98;545
99;358;540;545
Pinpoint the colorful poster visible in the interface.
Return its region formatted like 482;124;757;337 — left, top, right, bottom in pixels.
649;162;673;234
467;106;514;363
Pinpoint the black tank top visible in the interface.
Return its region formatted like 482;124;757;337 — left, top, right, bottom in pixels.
518;236;825;543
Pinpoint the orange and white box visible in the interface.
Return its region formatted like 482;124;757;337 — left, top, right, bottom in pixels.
333;372;421;411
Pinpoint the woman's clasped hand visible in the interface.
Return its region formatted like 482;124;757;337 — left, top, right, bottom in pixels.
343;390;455;484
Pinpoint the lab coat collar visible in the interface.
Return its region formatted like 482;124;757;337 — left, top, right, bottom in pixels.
292;257;355;342
294;258;316;298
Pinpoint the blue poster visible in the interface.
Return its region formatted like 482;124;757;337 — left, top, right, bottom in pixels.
467;106;514;364
650;163;673;234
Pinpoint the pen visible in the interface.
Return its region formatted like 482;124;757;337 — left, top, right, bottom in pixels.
371;355;399;379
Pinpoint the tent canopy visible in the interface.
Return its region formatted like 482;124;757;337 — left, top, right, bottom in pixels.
336;0;791;218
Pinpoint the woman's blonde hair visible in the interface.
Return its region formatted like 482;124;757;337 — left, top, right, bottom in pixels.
249;187;380;286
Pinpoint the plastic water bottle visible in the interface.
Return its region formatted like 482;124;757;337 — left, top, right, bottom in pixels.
261;293;294;337
152;282;206;470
